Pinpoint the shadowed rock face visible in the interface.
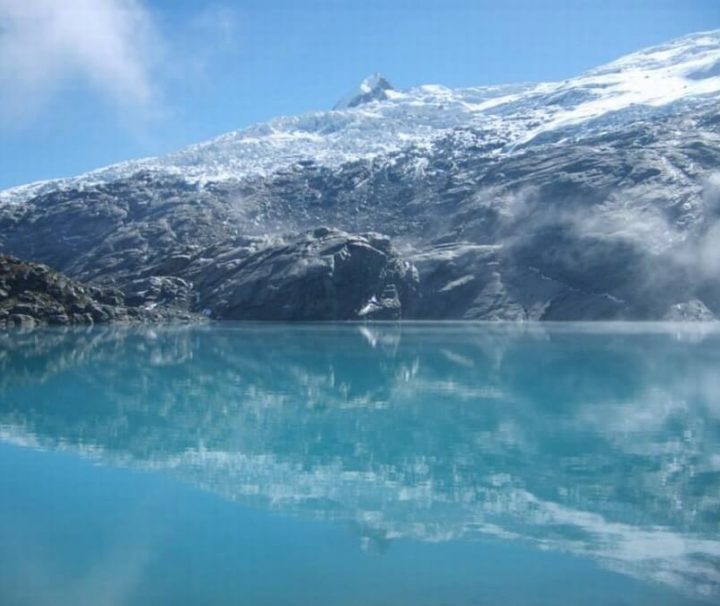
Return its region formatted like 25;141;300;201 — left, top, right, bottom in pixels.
194;228;418;321
0;225;418;323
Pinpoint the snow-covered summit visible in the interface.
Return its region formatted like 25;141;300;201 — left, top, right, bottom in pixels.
334;73;398;109
2;30;720;206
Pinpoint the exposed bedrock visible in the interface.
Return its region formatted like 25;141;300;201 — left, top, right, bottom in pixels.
0;255;201;328
191;228;418;321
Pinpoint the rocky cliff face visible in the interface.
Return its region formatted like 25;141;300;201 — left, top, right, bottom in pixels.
188;228;418;321
2;32;720;321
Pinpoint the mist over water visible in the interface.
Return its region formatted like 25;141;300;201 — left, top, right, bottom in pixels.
0;323;718;605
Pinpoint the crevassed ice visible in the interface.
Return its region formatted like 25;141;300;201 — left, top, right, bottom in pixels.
2;30;720;206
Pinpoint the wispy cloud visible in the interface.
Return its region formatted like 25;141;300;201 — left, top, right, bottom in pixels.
0;0;161;122
172;3;243;84
193;4;241;50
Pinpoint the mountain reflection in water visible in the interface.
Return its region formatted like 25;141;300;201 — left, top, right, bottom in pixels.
0;323;718;602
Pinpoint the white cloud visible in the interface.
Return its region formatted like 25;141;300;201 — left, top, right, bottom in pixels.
0;0;160;121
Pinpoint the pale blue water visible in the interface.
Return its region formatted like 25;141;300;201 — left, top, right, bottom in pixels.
0;323;718;606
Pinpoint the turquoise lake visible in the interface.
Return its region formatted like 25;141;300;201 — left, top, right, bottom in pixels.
0;323;718;605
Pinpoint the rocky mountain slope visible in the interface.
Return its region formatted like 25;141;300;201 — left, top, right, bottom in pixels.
2;31;720;321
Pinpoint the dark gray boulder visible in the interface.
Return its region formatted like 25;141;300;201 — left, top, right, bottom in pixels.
203;228;418;321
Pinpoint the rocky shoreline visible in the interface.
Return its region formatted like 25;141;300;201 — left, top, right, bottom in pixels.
0;255;202;329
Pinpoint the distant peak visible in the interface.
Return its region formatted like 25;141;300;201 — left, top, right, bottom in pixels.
359;73;393;91
334;73;395;110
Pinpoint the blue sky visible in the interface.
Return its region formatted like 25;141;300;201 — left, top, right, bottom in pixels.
0;0;718;189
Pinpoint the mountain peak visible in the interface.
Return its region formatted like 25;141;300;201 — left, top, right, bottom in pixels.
334;74;395;110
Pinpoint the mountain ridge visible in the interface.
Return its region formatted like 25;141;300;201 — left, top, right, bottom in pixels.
2;30;720;322
3;29;720;206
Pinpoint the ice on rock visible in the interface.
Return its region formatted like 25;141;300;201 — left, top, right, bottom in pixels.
3;31;720;207
334;74;396;109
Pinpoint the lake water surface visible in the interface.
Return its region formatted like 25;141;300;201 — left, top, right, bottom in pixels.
0;323;718;605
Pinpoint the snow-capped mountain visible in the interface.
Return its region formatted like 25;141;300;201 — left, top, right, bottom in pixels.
333;73;398;109
2;30;720;321
2;30;720;206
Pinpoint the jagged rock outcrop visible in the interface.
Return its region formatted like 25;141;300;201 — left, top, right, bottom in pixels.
195;228;418;320
334;73;396;109
0;226;420;326
0;255;201;328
